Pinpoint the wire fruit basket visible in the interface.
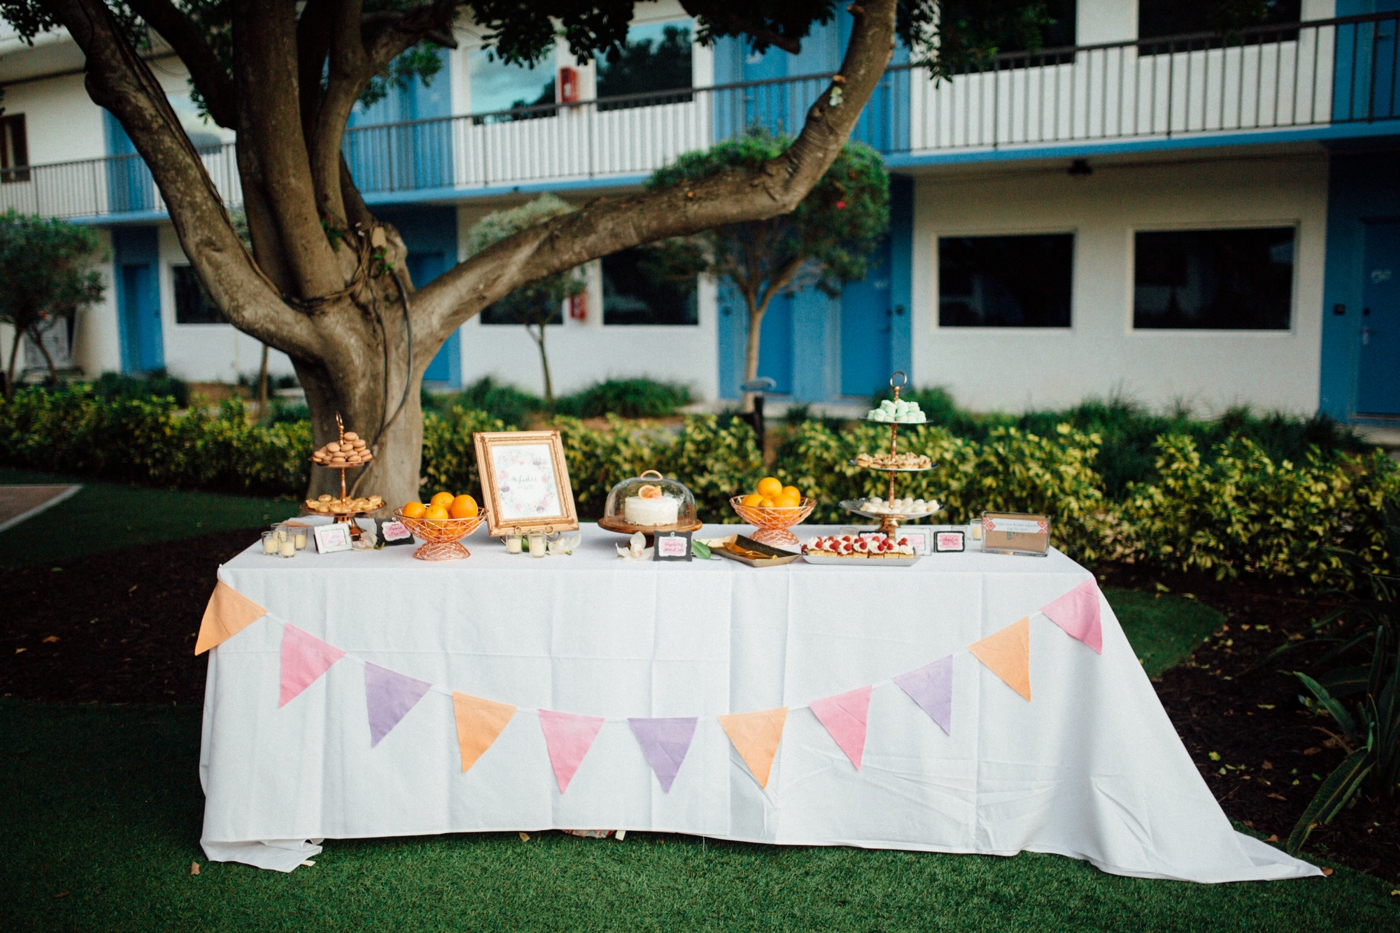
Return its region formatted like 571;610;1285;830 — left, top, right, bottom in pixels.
393;509;490;561
729;496;817;548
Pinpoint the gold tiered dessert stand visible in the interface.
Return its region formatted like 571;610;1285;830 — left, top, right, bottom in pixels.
301;414;381;540
840;372;941;537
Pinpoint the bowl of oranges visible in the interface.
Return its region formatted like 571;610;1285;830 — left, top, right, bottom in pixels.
395;492;488;561
730;477;816;548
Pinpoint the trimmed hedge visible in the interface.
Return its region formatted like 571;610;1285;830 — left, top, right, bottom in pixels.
2;387;1395;588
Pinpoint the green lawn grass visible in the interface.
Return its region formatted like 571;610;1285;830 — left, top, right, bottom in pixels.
1103;587;1224;678
0;468;297;570
0;699;1394;933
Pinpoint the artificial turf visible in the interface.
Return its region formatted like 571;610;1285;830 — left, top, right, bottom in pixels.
1;699;1396;933
0;468;297;570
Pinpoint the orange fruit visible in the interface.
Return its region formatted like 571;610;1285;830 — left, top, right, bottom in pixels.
776;491;801;509
759;497;776;509
424;504;450;524
429;491;455;510
449;494;478;519
401;501;427;519
741;493;764;508
756;476;783;499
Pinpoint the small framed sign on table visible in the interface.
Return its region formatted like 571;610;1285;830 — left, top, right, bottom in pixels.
652;531;693;562
474;430;579;538
313;523;354;554
981;512;1051;557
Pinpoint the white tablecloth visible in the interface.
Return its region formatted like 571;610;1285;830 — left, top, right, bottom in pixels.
199;522;1318;881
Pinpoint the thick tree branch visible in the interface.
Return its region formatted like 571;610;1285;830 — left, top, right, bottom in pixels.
296;0;336;145
124;0;238;128
414;0;897;355
234;0;343;297
45;0;321;358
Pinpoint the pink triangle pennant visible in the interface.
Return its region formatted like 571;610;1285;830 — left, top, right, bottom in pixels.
1041;579;1103;654
279;624;346;707
538;710;605;793
364;662;433;747
808;685;873;770
893;654;954;735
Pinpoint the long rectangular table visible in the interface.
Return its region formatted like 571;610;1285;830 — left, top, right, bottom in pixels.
199;522;1317;881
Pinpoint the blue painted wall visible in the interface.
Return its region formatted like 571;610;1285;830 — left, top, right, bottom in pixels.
103;110;155;213
345;49;454;190
1319;141;1400;419
377;206;461;386
111;226;162;373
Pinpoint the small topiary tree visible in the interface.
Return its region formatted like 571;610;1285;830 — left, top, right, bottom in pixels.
464;195;586;408
645;131;889;410
0;210;105;395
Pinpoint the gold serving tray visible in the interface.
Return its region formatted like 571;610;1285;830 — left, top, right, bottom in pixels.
598;515;704;536
704;534;800;568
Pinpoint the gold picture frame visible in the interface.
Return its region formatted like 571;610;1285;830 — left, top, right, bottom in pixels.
473;430;579;537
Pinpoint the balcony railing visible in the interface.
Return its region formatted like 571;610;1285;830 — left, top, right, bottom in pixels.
2;11;1395;220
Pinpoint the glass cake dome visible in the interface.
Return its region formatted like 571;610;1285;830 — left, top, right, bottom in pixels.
602;470;699;531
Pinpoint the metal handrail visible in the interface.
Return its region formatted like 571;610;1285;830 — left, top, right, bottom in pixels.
3;11;1395;218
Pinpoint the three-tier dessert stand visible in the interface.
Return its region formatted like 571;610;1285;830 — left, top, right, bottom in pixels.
839;372;941;537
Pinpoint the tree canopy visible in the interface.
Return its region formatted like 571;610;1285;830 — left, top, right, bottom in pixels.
0;210;105;394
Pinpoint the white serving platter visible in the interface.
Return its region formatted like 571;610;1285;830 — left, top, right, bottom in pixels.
801;553;922;567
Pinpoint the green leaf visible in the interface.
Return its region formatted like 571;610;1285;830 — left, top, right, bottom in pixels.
1294;671;1359;740
1285;748;1373;854
691;539;711;560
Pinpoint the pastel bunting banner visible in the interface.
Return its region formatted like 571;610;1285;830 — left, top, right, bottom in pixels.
969;617;1032;701
718;707;788;788
364;663;433;747
809;686;873;770
628;717;698;792
1041;579;1103;654
452;692;516;773
279;624;346;707
539;710;606;793
893;655;954;735
195;581;267;655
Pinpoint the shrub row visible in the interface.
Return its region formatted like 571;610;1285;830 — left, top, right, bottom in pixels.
2;387;1395;588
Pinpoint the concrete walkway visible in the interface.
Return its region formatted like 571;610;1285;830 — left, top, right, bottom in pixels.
0;485;82;533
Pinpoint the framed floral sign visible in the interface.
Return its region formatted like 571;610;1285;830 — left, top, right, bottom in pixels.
473;430;579;537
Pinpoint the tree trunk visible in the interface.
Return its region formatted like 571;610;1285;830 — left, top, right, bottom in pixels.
30;325;59;386
5;327;21;399
256;342;269;420
529;321;553;408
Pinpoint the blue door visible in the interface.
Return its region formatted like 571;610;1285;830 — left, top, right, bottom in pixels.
839;243;893;397
411;251;461;387
1357;221;1400;415
756;294;794;395
119;263;163;372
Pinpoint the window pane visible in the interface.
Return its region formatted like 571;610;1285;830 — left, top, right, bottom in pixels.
603;248;697;325
173;265;224;324
1133;228;1294;330
469;49;555;116
1138;0;1300;41
597;21;693;102
938;234;1073;327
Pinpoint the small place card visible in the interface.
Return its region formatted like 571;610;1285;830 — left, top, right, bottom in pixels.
653;531;693;562
378;520;415;547
899;528;933;555
934;530;965;553
982;512;1051;557
313;523;354;554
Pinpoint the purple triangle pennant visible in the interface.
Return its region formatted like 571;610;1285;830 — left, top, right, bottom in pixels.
364;662;433;747
627;717;698;792
1041;578;1103;654
279;624;345;707
893;654;954;735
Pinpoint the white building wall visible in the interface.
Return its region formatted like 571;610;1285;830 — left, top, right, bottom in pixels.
156;224;297;383
909;154;1328;416
71;228;121;376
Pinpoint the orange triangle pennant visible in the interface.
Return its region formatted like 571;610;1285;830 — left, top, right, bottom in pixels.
452;692;517;773
968;617;1032;701
718;706;788;788
194;580;267;655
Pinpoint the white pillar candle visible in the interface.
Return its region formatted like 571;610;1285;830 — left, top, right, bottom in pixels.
294;532;307;550
969;523;983;540
528;534;546;558
280;539;296;558
505;536;522;554
262;532;278;555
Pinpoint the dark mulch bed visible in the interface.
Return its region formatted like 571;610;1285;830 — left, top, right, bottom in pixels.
1;529;257;706
1098;563;1399;882
2;532;1394;880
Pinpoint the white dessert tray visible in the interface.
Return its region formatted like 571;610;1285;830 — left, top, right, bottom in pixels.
846;461;932;472
839;499;942;520
802;553;922;567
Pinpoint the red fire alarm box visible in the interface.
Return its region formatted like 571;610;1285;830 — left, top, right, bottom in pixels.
558;67;580;103
568;293;587;321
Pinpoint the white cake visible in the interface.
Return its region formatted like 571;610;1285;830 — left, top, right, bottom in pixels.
624;495;680;526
